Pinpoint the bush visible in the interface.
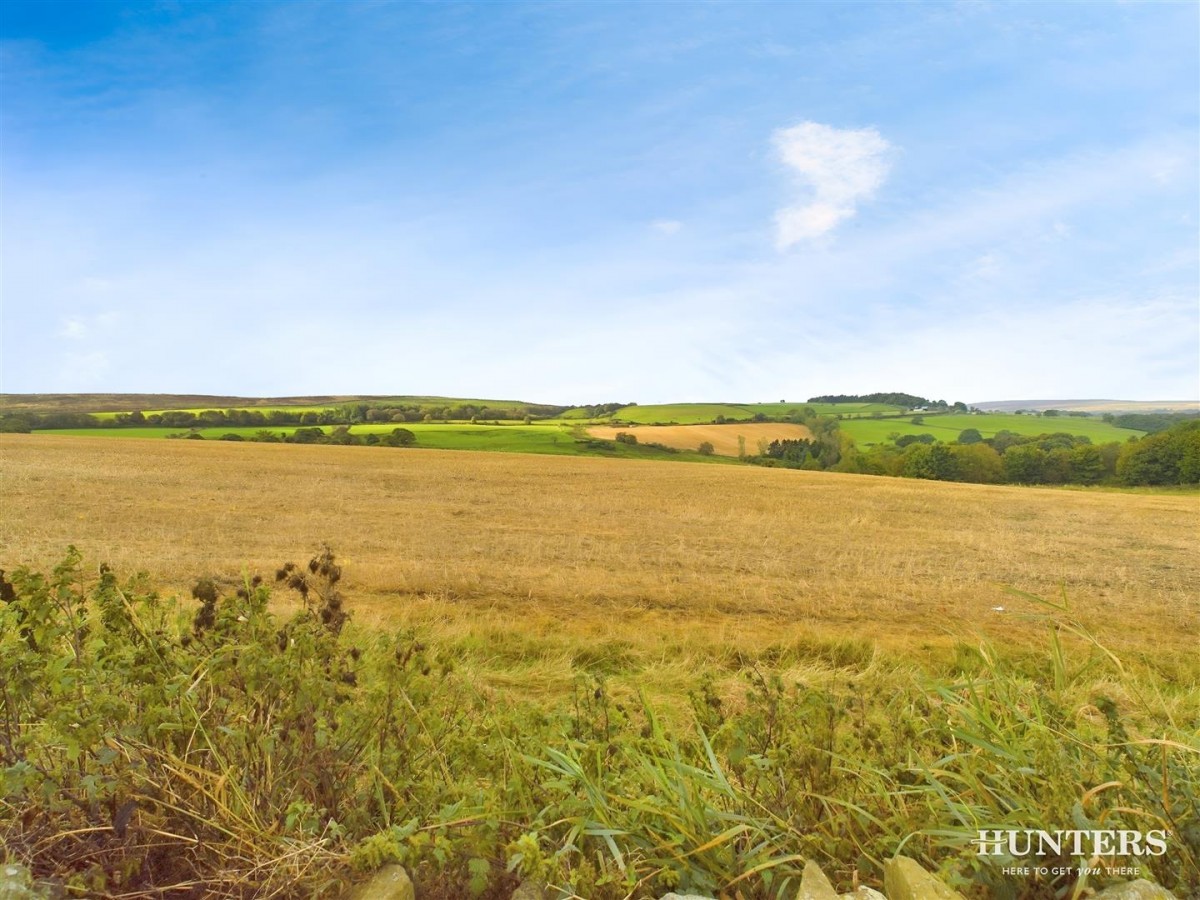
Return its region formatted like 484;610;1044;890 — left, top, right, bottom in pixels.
697;441;715;456
381;427;416;447
895;433;935;448
0;415;32;433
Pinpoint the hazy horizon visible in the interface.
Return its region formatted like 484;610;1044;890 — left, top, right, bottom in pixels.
2;1;1197;404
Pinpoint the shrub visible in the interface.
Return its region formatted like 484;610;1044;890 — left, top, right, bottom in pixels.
381;427;416;447
895;433;936;448
697;441;715;456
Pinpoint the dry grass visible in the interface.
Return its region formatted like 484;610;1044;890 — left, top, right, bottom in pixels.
587;422;813;456
2;434;1198;695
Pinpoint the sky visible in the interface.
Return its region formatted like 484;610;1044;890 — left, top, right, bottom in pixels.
1;0;1197;405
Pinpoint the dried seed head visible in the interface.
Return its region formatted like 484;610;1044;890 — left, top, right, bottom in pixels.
191;579;219;605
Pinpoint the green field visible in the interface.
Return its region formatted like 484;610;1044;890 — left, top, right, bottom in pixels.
744;401;900;417
38;422;727;462
840;412;1142;446
41;411;1143;454
43;423;576;450
607;401;898;424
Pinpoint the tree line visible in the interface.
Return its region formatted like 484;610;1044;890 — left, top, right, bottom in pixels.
750;417;1199;487
807;392;952;409
176;426;418;448
0;400;580;433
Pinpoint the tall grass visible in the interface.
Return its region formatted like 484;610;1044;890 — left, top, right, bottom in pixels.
2;550;1195;898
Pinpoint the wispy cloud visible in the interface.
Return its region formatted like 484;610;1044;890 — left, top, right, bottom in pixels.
57;311;117;340
1;3;1194;402
773;122;891;248
59;317;88;339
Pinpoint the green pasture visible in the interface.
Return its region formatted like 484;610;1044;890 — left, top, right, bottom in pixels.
361;423;578;454
40;423;574;452
37;422;727;463
745;401;901;417
607;401;904;424
840;413;1143;446
34;410;1144;456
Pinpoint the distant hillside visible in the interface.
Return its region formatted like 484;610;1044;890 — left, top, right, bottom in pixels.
0;393;542;414
972;399;1199;414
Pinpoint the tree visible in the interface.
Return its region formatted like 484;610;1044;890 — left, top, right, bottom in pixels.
987;430;1023;453
290;427;325;444
1117;421;1200;485
697;441;715;456
902;443;957;480
381;428;416;447
1067;444;1105;484
1003;445;1047;483
957;428;983;445
949;443;1003;483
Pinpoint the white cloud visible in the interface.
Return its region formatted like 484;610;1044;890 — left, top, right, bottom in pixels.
57;311;119;341
651;219;682;235
772;121;892;248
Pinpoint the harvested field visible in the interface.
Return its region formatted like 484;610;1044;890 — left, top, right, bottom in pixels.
587;422;813;455
3;434;1197;697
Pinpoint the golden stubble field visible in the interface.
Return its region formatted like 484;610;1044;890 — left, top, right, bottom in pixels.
586;422;814;456
2;434;1197;695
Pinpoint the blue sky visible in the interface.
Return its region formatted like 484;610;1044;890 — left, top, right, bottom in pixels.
2;1;1197;404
